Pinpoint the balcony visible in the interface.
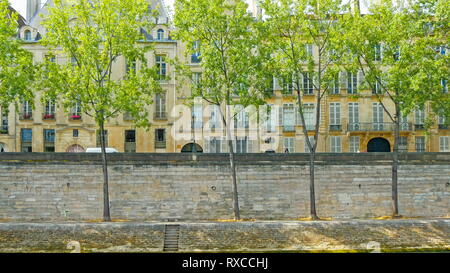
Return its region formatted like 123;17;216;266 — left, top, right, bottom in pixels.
19;113;33;120
414;124;425;130
154;112;167;120
43;113;56;120
283;125;296;132
123;112;135;121
69;114;82;121
329;125;342;131
347;122;413;132
0;125;8;134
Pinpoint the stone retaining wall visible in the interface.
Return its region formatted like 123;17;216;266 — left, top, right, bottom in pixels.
0;153;448;221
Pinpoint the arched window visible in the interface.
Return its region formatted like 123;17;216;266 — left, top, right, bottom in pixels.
157;29;164;40
24;30;32;41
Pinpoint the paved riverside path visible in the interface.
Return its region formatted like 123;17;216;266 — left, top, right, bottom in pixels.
0;219;448;252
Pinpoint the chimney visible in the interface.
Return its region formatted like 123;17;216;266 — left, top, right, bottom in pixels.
26;0;41;23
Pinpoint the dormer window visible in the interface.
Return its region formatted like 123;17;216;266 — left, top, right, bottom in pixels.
157;29;164;40
24;30;32;41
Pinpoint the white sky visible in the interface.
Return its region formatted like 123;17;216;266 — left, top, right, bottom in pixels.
9;0;369;20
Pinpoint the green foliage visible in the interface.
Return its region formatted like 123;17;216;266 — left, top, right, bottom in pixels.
173;0;268;114
340;0;449;120
0;0;35;110
39;0;163;127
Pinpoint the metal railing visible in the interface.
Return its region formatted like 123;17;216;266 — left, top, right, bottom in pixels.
347;122;413;132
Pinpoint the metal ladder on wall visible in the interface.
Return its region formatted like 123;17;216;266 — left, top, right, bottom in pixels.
163;225;180;252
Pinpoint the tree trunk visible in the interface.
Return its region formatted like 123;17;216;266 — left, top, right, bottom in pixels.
392;104;401;217
225;106;240;220
309;151;319;220
100;121;111;222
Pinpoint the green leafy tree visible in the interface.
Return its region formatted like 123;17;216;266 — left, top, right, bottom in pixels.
173;0;268;220
260;0;346;220
40;0;163;221
341;0;449;217
0;0;35;116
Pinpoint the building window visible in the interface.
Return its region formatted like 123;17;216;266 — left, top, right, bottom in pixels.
348;102;360;131
155;93;166;119
304;136;315;152
0;110;8;134
125;130;136;153
96;130;108;147
282;104;295;132
126;58;137;74
155;129;166;149
264;105;275;133
398;136;408;152
70;100;82;120
156;55;167;80
191;41;201;63
302;73;314;95
235;136;250;153
21;100;33;120
24;30;32;41
21;129;32;152
329;102;341;131
44;129;55;152
282;75;294;95
347;72;358;94
157;29;165;40
303;103;315;131
373;103;384;130
234;105;249;129
283;137;295;153
415;136;425;152
442;79;448;93
209;105;221;131
330;136;342;153
192;72;201;88
374;44;382;61
349;136;360;152
440;136;449;152
372;80;382;94
73;129;79;138
44;100;56;120
331;74;340;94
305;44;313;56
414;107;425;130
207;137;222;153
438;115;448;129
192;104;203;129
393;46;400;61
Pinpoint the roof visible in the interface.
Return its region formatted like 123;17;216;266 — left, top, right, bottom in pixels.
8;6;27;27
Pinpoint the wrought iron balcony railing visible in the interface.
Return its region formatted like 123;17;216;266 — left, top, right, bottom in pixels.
347;122;413;132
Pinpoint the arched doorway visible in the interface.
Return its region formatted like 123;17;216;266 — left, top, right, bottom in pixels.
66;144;85;153
181;143;203;153
367;138;391;152
0;143;7;152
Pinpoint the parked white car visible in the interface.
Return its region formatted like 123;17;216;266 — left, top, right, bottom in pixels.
85;148;119;153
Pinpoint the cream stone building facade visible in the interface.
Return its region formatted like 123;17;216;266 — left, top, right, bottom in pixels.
0;0;448;154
